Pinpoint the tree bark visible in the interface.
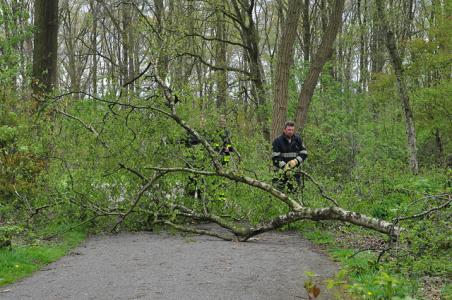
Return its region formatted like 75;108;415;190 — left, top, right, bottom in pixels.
89;0;98;96
215;10;228;110
376;0;419;175
121;7;130;93
32;0;59;96
230;0;270;139
358;0;368;92
370;1;385;74
294;0;345;130
302;0;311;62
270;0;303;141
155;0;169;80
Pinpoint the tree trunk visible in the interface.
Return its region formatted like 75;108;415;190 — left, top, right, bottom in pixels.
215;10;228;110
270;0;303;141
358;0;368;92
121;7;130;94
61;4;80;97
434;128;444;164
32;0;59;96
294;0;345;130
230;0;269;140
376;0;419;175
302;0;311;62
370;2;385;74
155;0;169;80
89;0;98;96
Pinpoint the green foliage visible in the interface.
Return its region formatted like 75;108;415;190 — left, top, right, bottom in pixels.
312;241;416;299
0;93;47;225
0;2;32;86
0;225;22;248
348;270;413;300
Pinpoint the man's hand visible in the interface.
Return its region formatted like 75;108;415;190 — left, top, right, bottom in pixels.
284;159;298;171
288;159;298;168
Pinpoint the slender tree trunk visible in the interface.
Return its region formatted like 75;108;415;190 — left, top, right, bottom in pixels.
215;10;228;110
302;0;311;62
294;0;345;130
376;0;419;175
230;0;269;140
121;7;130;94
125;8;136;93
61;4;80;97
434;128;444;164
1;0;18;88
155;0;169;80
270;0;303;141
358;0;368;92
89;0;98;96
370;2;385;74
32;0;59;97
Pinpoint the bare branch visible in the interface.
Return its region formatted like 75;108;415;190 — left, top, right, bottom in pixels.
156;220;236;241
55;109;109;148
299;170;339;206
111;171;167;232
184;32;250;50
177;52;252;76
118;163;146;182
395;195;451;222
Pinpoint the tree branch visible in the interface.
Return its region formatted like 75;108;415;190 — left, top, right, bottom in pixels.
394;195;451;222
111;171;167;232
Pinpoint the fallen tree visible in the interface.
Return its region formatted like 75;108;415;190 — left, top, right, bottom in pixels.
47;66;451;244
114;74;401;241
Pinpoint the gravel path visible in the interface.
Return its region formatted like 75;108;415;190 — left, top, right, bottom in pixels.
1;230;338;300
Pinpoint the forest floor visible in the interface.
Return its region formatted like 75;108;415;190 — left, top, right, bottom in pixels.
0;227;339;299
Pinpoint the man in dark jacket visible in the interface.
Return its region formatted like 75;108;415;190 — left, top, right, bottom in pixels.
272;121;308;192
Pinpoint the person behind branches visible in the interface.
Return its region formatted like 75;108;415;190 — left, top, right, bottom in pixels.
271;121;308;192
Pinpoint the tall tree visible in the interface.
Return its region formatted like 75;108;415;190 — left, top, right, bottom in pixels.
270;0;303;141
32;0;59;95
89;0;98;96
302;0;311;62
215;8;228;110
294;0;345;130
376;0;419;174
229;0;270;139
60;0;90;97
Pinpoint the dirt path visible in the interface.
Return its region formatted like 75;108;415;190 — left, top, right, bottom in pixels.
1;230;338;299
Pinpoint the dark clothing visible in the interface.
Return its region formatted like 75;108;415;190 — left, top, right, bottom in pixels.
213;128;234;164
271;134;307;170
183;128;234;201
271;134;308;192
186;128;234;165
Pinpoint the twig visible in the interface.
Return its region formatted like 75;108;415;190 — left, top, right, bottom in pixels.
55;109;109;148
119;163;146;182
299;170;339;206
348;247;384;259
111;171;166;232
43;215;102;241
156;220;236;241
394;195;451;222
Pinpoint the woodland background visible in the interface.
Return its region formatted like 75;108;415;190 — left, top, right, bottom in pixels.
0;0;451;298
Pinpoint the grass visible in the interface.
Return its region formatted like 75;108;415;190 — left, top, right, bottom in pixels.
0;230;86;287
295;221;419;299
